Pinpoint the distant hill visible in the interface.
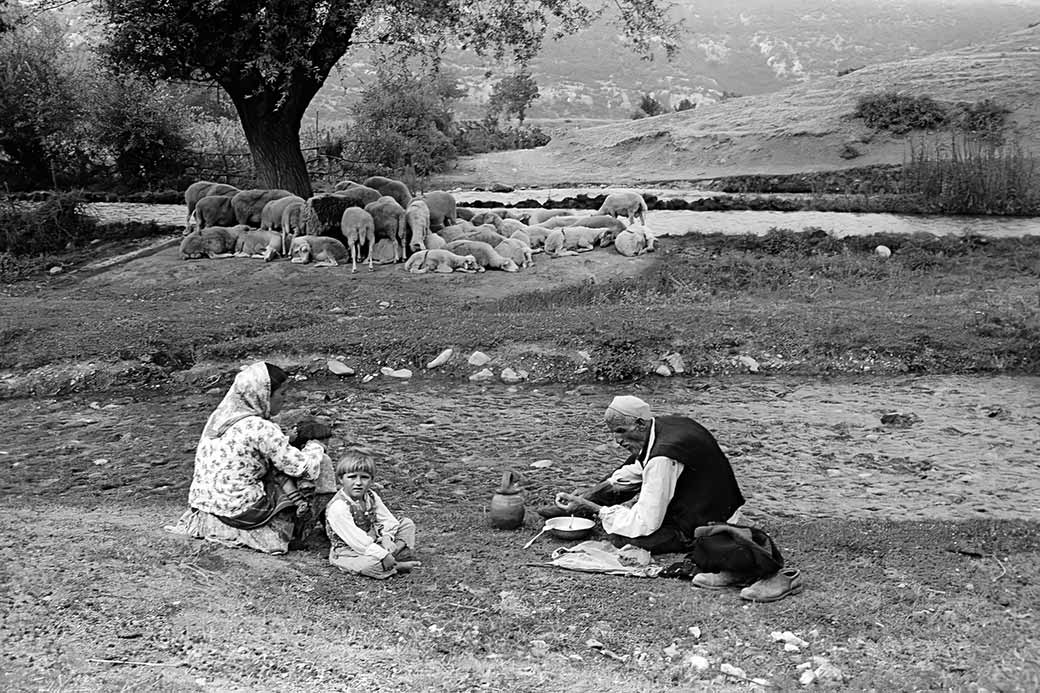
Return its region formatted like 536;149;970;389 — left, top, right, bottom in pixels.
310;0;1040;122
429;23;1040;187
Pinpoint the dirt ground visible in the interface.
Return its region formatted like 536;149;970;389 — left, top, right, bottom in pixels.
3;192;1039;689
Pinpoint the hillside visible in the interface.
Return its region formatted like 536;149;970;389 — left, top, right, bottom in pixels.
430;24;1040;188
311;0;1040;121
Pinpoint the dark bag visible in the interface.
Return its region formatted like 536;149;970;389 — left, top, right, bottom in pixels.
290;419;333;449
689;523;784;579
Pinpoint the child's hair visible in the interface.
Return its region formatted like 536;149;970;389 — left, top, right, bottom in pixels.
266;363;289;394
336;447;379;478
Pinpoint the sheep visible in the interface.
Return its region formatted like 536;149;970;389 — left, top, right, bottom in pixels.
613;224;657;257
184;181;238;232
234;229;283;261
289;235;349;267
362;175;412;209
494;238;534;269
460;225;509;247
364;195;408;263
405;199;431;254
231;189;294;227
179;225;249;259
597;191;648;225
191;195;236;233
543;226;611;257
403;249;482;274
422;191;458;231
340;207;376;273
444;239;519;272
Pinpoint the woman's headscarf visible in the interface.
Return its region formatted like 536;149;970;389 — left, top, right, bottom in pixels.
201;362;273;439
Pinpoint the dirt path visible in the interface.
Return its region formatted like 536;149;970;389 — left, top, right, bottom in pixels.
4;375;1037;521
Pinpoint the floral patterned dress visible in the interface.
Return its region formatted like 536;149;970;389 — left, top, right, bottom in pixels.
166;362;327;554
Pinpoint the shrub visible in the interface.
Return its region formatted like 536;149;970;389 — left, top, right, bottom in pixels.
949;99;1010;144
674;98;696;112
452;120;550;155
0;192;96;255
854;92;948;133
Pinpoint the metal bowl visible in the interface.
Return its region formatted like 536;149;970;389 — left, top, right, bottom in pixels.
545;516;596;540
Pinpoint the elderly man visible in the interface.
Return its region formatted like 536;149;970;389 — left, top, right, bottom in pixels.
544;395;746;556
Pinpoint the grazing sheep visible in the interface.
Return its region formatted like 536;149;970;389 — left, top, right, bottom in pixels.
423;191;458;230
184;181;238;231
235;229;283;261
231;189;294;227
405;199;431;254
191;195;236;233
300;193;354;241
340;207;376;273
403;249;481;274
179;225;249;259
445;239;519;272
597;191;648;225
362;175;412;209
509;229;532;248
543;226;611;257
426;232;447;250
364;195;408;263
613;224;657;257
290;235;349;267
494;238;534;269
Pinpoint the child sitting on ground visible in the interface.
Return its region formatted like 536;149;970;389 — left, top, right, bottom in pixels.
325;448;420;579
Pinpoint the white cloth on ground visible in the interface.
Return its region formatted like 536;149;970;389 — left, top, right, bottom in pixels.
549;540;663;578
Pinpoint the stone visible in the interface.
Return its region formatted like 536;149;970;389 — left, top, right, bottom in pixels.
737;355;760;372
427;348;453;369
469;368;495;382
500;367;526;384
655;364;673;377
468;351;491;366
327;360;354;376
875;245;892;258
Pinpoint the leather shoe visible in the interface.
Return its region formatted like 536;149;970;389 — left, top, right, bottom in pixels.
691;571;749;590
739;568;804;602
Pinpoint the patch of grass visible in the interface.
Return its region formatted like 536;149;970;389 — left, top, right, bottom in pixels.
854;92;948;133
901;136;1040;215
0;192;97;255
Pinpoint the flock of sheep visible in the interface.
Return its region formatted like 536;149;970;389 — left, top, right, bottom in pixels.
179;177;655;274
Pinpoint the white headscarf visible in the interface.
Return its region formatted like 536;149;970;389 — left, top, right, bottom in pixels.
200;362;272;439
605;395;653;421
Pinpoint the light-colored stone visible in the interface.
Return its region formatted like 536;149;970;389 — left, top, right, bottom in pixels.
380;367;412;379
327;359;355;376
427;348;453;369
737;355;760;372
663;352;686;373
468;351;491;366
500;367;527;384
469;368;495;382
655;364;673;377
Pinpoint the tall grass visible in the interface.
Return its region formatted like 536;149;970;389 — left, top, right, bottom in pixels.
901;135;1040;215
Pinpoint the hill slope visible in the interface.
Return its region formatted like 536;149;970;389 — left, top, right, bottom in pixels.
431;25;1040;187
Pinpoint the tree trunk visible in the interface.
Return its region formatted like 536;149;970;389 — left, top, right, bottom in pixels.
234;97;313;199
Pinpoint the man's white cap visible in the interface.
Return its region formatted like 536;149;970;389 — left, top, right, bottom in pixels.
605;395;653;421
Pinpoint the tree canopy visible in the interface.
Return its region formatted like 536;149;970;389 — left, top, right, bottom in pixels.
99;0;682;197
487;69;540;125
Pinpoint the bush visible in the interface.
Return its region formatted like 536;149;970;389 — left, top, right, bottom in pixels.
854;92;948;133
452;120;550;156
0;193;97;255
949;99;1010;144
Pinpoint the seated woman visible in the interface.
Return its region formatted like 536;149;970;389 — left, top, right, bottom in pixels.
166;361;332;554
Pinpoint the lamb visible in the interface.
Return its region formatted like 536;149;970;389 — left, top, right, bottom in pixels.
494;238;534;269
340;207;376;273
425;233;447;250
289;235;349;267
438;221;476;243
403;249;481;274
445;239;519;272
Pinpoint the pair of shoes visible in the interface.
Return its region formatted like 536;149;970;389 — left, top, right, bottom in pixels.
740;568;804;602
691;571;749;590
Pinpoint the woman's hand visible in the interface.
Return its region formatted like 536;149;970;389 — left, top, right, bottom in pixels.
380;553;397;571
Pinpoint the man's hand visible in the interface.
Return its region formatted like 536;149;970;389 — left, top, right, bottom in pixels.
555;492;603;513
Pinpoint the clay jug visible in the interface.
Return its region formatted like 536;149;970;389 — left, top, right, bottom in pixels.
490;470;525;529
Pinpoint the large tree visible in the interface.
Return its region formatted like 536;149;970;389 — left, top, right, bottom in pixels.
99;0;681;197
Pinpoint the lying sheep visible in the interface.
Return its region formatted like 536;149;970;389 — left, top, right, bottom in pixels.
235;229;283;261
403;249;481;274
461;225;509;247
523;226;551;251
290;235;349;267
341;207;375;273
445;239;519;272
494;238;534;269
527;208;573;225
426;232;447;250
179;225;249;259
613;224;656;257
543;226;611;257
438;221;476;243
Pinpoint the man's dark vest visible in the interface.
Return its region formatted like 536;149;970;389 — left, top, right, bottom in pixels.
637;415;745;536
